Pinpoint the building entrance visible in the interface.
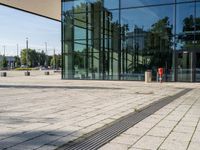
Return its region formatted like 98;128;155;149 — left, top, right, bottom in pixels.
176;50;200;82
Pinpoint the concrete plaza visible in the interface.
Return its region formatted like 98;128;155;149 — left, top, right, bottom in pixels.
0;71;199;150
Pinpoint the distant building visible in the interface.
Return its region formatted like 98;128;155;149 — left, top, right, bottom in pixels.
0;55;15;68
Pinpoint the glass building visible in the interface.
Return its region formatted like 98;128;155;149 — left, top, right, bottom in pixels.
62;0;200;82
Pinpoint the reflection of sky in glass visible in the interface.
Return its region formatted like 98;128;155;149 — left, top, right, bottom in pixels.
197;3;200;18
121;5;174;31
121;0;173;8
176;3;195;33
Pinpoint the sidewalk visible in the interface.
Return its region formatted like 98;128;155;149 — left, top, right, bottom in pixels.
100;89;200;150
0;74;199;150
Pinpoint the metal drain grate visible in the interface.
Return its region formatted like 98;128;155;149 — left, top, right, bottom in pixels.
57;89;191;150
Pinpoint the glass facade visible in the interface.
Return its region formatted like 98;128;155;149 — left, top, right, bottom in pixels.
62;0;200;82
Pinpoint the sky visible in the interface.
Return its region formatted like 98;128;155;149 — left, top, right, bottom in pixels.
0;5;61;56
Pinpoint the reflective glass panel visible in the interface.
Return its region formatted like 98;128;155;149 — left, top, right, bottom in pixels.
121;5;174;81
121;0;174;8
176;3;195;81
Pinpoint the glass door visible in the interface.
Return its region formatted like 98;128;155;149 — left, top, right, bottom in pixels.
176;51;192;82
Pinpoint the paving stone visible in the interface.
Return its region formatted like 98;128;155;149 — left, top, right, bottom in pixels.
160;139;189;150
173;125;196;134
166;131;192;142
147;127;172;137
157;120;178;128
191;130;200;142
36;145;57;150
188;141;200;150
8;134;60;150
132;135;164;150
124;127;149;136
110;134;140;145
99;143;129;150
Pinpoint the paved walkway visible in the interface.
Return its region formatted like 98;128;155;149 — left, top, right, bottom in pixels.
0;73;199;150
100;89;200;150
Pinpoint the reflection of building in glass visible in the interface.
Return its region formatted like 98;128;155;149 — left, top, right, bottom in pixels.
126;27;147;72
62;1;122;80
62;0;200;82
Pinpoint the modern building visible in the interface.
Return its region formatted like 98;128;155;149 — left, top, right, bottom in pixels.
0;0;200;82
62;0;200;82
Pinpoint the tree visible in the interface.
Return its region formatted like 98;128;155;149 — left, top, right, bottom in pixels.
50;54;61;69
0;56;8;69
21;49;39;67
47;56;52;67
14;56;21;68
37;51;46;66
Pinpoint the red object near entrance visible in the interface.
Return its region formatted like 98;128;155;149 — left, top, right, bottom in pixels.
158;68;164;76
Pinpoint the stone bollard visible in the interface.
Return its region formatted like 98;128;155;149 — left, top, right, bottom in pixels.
44;71;50;75
145;70;152;83
25;71;30;76
1;72;7;77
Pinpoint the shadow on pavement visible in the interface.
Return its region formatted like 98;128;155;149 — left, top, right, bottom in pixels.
0;85;122;90
0;129;79;149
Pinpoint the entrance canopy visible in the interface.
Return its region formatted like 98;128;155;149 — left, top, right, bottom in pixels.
0;0;61;21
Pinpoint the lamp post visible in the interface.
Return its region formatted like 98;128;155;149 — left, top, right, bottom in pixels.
26;38;28;68
17;44;19;57
53;48;56;70
25;37;30;76
45;42;47;68
3;45;5;56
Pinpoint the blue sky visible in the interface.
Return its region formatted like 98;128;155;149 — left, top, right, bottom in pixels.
0;5;61;56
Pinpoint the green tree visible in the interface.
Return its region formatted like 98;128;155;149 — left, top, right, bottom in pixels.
0;56;8;69
37;51;46;66
21;49;39;67
50;54;62;69
14;56;21;68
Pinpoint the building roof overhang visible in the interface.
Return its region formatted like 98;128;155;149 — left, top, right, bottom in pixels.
0;0;61;21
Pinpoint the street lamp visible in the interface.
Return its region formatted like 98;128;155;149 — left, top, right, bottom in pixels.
45;42;48;68
3;45;5;56
24;38;30;76
26;38;29;68
17;44;19;57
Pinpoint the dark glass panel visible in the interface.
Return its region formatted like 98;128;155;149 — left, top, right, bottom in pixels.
195;3;200;81
121;0;174;8
196;2;200;46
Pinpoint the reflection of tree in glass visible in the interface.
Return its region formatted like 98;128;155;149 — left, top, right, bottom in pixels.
74;51;84;68
145;17;173;70
179;15;200;48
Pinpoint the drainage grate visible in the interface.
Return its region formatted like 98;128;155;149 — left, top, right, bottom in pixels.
57;89;191;150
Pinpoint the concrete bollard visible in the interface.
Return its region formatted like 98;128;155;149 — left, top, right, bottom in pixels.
25;71;30;76
145;70;152;83
1;72;7;77
44;71;50;75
